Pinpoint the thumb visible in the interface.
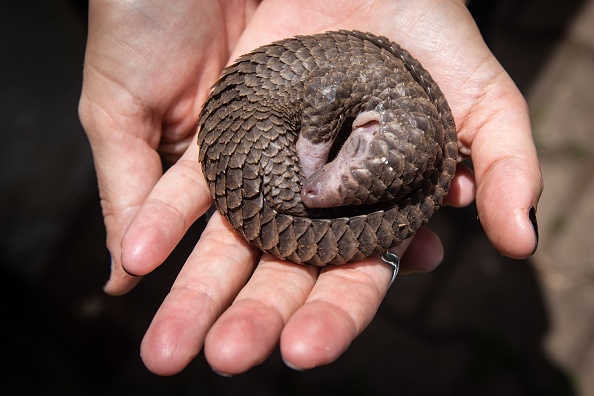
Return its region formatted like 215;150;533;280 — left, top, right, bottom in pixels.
469;83;543;258
79;94;164;295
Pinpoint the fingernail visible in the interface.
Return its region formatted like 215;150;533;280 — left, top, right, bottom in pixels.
283;359;305;372
211;368;233;377
105;256;115;282
529;206;539;255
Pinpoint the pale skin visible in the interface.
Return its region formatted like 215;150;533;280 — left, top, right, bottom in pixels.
79;0;542;376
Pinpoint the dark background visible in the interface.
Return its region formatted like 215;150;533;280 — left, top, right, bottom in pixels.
1;1;584;395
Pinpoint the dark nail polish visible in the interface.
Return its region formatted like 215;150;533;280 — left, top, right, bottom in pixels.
529;206;539;255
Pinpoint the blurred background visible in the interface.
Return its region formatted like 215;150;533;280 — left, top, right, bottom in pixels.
1;0;592;394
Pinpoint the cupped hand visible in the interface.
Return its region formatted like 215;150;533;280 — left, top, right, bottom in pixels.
78;0;259;294
80;0;542;376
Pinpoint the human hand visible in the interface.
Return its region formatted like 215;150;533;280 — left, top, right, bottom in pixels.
80;0;542;376
78;0;259;295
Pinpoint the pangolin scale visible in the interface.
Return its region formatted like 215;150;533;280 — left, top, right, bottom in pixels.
198;30;458;266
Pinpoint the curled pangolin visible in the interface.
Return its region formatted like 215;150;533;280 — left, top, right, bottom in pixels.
198;30;458;266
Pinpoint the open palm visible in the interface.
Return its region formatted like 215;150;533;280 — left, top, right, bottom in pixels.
79;0;542;376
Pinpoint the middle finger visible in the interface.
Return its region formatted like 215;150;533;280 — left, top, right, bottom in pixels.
204;254;319;375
